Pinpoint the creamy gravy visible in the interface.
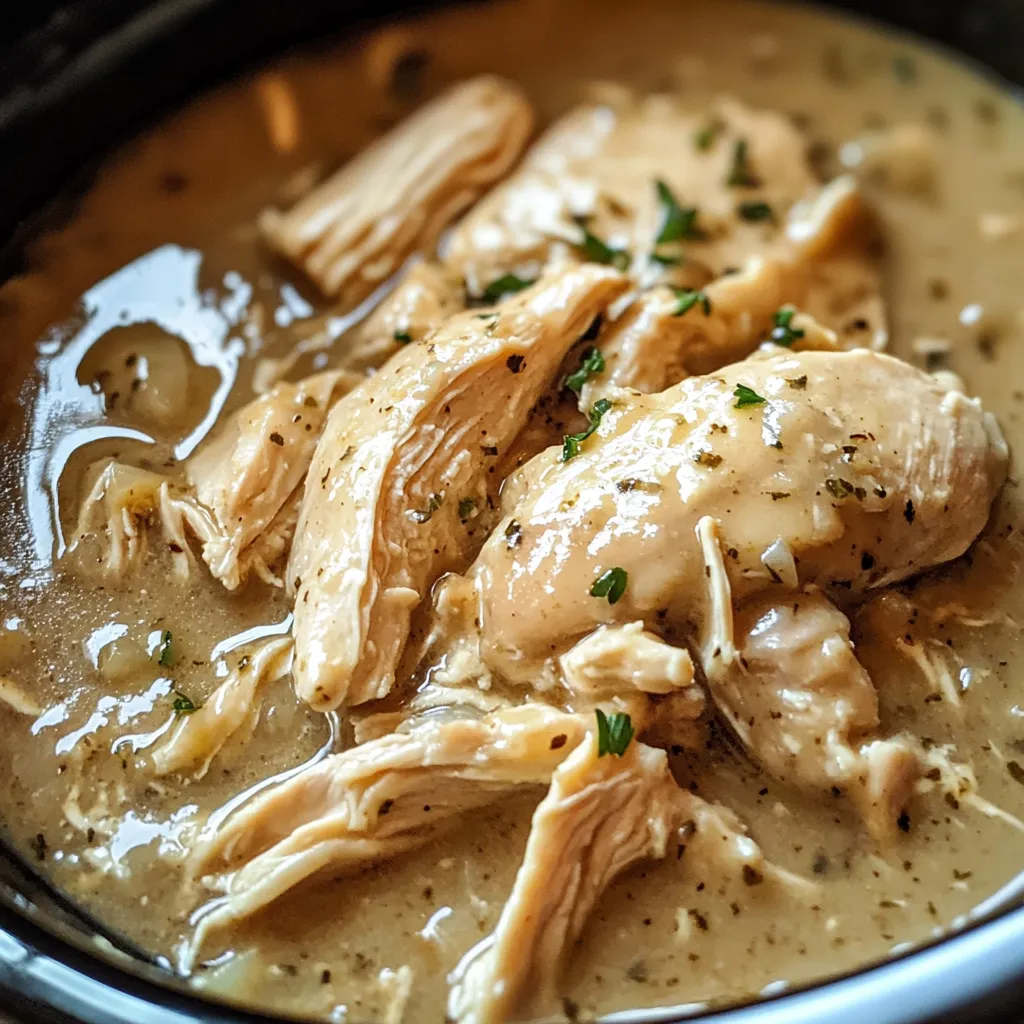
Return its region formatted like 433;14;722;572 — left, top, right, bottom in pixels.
1;0;1024;1020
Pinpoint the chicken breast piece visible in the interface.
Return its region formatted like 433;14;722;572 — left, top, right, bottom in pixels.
187;706;589;956
261;76;533;304
712;590;919;839
447;734;782;1024
588;175;886;399
342;261;464;369
186;371;354;589
288;265;629;711
439;349;1006;686
446;94;816;293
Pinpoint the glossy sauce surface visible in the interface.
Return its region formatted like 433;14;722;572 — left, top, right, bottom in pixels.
2;0;1024;1019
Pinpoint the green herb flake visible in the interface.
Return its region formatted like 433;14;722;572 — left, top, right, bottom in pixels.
655;179;705;244
694;120;723;151
649;251;683;267
672;288;712;318
825;478;855;500
409;492;444;523
171;690;199;715
475;312;499;322
595;708;634;757
482;273;535;303
893;54;917;84
458;498;477;522
770;307;806;348
580;228;630;270
727;138;760;188
787;375;808;390
564;346;606;396
393;329;413;344
157;630;173;667
737;201;776;223
734;383;767;408
590;566;628;605
561;398;613;462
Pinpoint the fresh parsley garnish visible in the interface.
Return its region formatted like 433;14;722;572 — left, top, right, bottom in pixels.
655;179;705;244
672;288;712;317
737;201;775;223
564;346;606;396
157;630;173;668
727;138;760;188
580;228;630;270
561;399;612;462
393;329;413;344
595;708;634;757
409;492;444;523
694;120;723;151
770;307;805;347
482;273;535;302
590;566;628;605
458;498;477;522
171;690;199;715
734;383;767;408
650;251;683;266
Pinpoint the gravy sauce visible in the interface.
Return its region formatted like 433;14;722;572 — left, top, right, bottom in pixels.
1;0;1024;1019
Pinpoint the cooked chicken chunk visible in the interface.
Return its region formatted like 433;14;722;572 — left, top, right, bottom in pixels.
446;94;816;292
448;734;779;1024
342;261;464;369
188;706;589;956
185;371;354;588
288;265;629;711
589;175;886;398
437;349;1007;692
712;590;919;839
152;637;294;778
261;76;533;304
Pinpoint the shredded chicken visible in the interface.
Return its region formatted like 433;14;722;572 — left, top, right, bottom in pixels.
712;590;920;839
152;637;294;778
448;734;797;1024
187;706;589;958
288;265;629;711
261;76;533;304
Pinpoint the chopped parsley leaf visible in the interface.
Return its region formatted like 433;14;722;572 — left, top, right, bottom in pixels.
596;708;634;757
393;329;413;344
590;566;628;605
787;374;808;390
564;346;606;396
172;690;199;715
694;120;723;151
458;498;477;522
770;307;806;347
825;478;855;500
482;273;535;302
580;228;630;270
727;138;760;188
561;399;612;462
734;383;767;408
475;312;499;322
672;288;712;317
655;179;705;244
737;201;776;223
409;492;444;523
650;251;683;266
157;630;173;667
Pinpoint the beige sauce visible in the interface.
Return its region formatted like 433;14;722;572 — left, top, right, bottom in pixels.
1;0;1024;1020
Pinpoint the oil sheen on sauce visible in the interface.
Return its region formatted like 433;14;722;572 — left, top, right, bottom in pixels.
1;0;1024;1019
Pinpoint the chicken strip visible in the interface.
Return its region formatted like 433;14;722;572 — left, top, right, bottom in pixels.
261;76;533;304
448;349;1005;687
712;589;919;839
187;706;589;956
342;261;464;369
447;734;777;1024
152;637;294;778
185;371;354;588
288;265;629;711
